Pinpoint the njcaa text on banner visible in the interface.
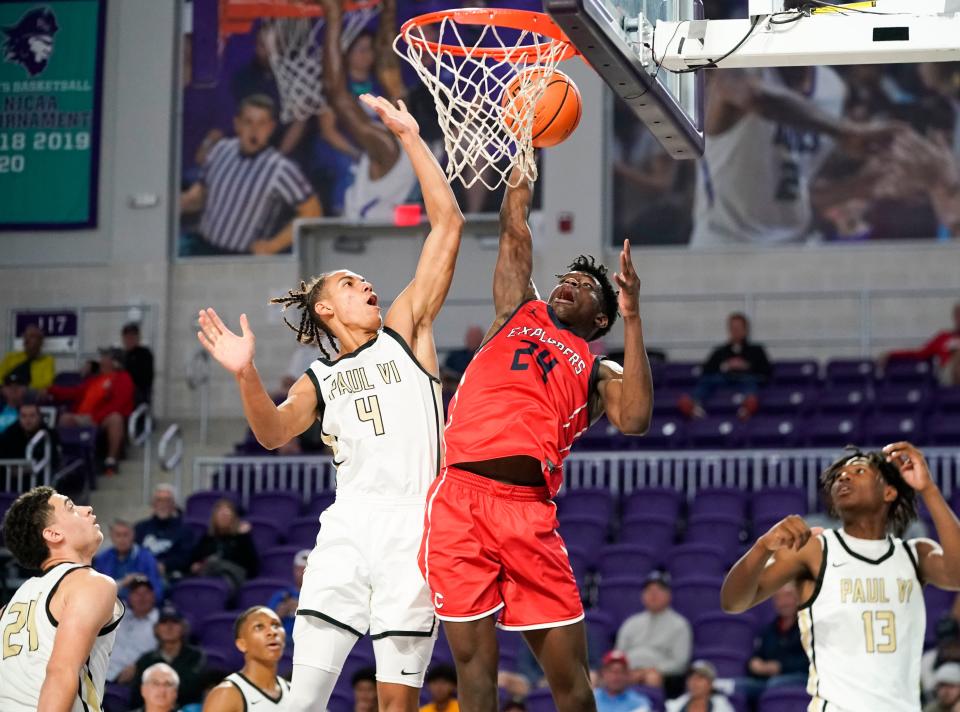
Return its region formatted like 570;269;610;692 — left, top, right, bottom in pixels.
0;0;105;230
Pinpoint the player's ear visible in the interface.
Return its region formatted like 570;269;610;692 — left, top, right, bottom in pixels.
594;312;609;331
42;525;62;545
235;637;248;654
882;482;898;504
314;299;334;318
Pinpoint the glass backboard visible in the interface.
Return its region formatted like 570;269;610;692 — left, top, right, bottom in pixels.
545;0;704;158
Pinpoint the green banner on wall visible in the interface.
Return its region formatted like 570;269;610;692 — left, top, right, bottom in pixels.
0;0;105;230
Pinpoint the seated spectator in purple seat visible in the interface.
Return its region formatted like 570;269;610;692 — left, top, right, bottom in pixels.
594;650;653;712
665;660;735;712
107;576;159;684
420;664;460;712
352;667;378;712
266;548;309;645
615;571;693;692
0;324;55;390
135;484;197;580
0;372;27;433
925;663;960;712
190;498;259;590
133;662;181;712
122;322;155;405
679;313;771;421
737;583;807;702
0;399;56;461
94;518;165;601
883;302;960;387
129;605;207;708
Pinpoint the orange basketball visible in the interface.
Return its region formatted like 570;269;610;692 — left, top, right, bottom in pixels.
501;67;582;148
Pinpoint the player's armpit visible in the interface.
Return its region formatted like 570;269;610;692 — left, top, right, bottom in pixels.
201;682;245;712
914;539;960;590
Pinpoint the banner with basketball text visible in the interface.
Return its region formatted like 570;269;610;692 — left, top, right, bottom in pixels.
0;0;105;230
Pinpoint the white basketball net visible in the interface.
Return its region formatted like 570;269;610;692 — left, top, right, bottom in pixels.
395;16;570;190
261;7;381;124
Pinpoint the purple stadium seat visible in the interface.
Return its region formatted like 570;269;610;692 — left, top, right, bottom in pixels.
186;489;239;521
934;387;960;412
665;544;726;581
260;545;305;579
863;412;923;446
690;487;748;520
596;576;646;626
597;544;657;581
926;410;960;445
825;359;875;385
704;389;751;415
693;612;756;651
431;627;454;665
340;648;377;689
817;385;870;414
566;546;590;588
0;492;15;520
686;416;743;449
328;691;353;712
805;414;862;447
873;384;930;413
245;515;283;553
103;682;130;712
496;627;524;657
770;360;819;386
249;490;303;523
633;415;687;450
184;517;208;542
558;515;608;553
759;385;817;415
287;516;321;549
619;514;677;550
752;487;807;521
197;610;242;649
623;487;683;521
576;417;621;451
236;577;295;610
585;609;616;658
757;686;811;712
684;515;743;554
743;416;801;448
653;387;686;415
169;578;231;628
693;646;749;678
663;362;703;389
307;491;337;516
525;688;557;712
556;487;614;521
881;358;935;385
203;648;232;672
670;577;724;621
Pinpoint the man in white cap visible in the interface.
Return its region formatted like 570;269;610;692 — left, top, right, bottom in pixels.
925;663;960;712
666;661;735;712
267;548;310;646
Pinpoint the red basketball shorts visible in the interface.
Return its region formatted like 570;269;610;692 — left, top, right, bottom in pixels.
418;466;584;630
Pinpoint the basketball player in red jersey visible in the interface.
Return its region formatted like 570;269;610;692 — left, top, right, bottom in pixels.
420;170;654;712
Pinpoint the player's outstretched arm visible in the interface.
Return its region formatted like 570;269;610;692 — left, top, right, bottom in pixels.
885;442;960;589
197;309;317;449
594;240;652;435
491;166;539;323
39;571;117;712
721;515;822;613
202;681;244;712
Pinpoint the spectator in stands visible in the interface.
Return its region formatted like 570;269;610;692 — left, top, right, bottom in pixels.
926;664;960;712
190;498;259;590
0;400;55;461
352;667;378;712
924;619;960;699
678;313;771;420
133;662;180;712
122;322;155;405
615;571;693;692
0;372;27;432
130;605;207;708
594;650;653;712
94;518;165;601
179;94;322;256
738;583;807;701
107;576;159;684
665;660;735;712
502;700;526;712
48;346;134;475
442;325;485;384
135;483;196;580
0;324;55;390
267;548;309;645
883;302;960;386
420;664;459;712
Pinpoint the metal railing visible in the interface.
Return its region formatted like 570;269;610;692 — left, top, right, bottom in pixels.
158;424;185;498
193;448;960;511
128;404;154;504
186;349;211;444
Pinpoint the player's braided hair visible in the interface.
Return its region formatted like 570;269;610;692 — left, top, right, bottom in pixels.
820;446;917;538
270;275;338;359
558;255;619;340
2;485;55;570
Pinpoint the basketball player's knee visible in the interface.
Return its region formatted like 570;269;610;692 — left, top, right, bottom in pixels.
553;681;597;712
378;687;420;712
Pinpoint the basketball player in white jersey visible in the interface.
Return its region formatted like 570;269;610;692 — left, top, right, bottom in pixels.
0;486;124;711
203;607;291;711
197;95;463;712
721;443;960;712
319;0;417;221
691;66;897;247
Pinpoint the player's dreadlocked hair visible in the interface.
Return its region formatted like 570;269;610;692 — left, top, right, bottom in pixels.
558;255;619;340
820;446;917;538
270;275;338;359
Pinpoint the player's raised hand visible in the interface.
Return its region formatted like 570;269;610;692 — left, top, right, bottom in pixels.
614;239;640;318
197;308;255;375
360;94;420;138
884;441;934;494
759;515;822;553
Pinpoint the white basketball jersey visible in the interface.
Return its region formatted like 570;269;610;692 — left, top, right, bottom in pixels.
305;328;443;500
691;66;846;247
343;151;417;222
225;672;292;709
799;530;930;712
0;563;124;712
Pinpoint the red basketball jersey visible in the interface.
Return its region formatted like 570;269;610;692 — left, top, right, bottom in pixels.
443;299;599;497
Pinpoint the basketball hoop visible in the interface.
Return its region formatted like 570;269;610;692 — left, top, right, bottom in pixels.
220;0;382;123
395;9;578;190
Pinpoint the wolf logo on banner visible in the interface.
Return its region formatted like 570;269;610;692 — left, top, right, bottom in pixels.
2;7;59;77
